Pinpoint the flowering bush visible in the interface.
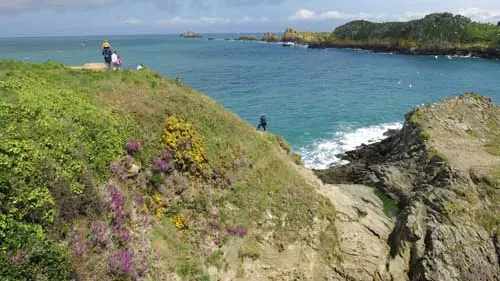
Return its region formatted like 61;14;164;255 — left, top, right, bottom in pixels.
152;194;164;219
162;116;208;171
70;230;89;257
227;226;248;237
126;140;142;153
108;250;135;277
151;150;174;174
172;215;187;230
90;221;109;248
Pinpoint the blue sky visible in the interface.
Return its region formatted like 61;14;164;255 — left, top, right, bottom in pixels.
1;0;500;37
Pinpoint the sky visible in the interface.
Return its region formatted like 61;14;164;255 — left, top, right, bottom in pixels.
1;0;500;37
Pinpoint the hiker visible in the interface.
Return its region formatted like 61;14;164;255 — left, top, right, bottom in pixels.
101;40;113;70
257;114;267;131
111;50;122;71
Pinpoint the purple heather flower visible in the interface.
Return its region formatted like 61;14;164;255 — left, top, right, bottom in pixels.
135;195;145;206
151;156;173;173
90;221;109;247
126;140;142;153
227;226;248;237
108;250;135;276
10;251;23;264
109;162;121;174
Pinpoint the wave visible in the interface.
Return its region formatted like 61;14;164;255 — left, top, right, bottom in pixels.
298;122;403;169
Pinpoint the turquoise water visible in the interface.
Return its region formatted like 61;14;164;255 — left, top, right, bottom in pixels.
2;34;500;168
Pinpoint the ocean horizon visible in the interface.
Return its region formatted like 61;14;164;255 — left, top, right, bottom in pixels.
2;34;500;169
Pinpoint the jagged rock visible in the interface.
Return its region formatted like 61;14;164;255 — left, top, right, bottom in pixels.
262;32;282;42
282;28;323;44
317;94;500;281
238;35;258;41
127;164;141;177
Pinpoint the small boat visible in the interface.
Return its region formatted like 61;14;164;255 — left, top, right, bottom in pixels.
282;42;295;47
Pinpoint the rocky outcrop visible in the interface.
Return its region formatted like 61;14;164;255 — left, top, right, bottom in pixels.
282;28;326;44
316;94;500;281
262;32;282;42
180;31;202;38
309;13;500;59
238;35;259;41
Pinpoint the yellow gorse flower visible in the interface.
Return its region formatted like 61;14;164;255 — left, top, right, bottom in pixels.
171;215;187;230
162;116;208;170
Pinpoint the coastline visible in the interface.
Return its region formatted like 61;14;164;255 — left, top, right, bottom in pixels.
307;42;500;59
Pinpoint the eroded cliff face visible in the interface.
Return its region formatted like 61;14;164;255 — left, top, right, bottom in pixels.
317;94;500;281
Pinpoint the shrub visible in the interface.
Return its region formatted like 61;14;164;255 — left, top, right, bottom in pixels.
151;150;174;174
162;116;208;171
0;216;72;280
108;250;135;278
227;226;248;237
172;215;187;230
126;140;142;154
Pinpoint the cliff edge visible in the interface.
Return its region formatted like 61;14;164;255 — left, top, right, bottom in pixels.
317;93;500;280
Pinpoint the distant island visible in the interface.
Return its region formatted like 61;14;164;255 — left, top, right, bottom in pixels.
261;13;500;59
179;31;203;38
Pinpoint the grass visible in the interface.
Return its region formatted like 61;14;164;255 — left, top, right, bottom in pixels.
374;189;400;217
0;60;338;280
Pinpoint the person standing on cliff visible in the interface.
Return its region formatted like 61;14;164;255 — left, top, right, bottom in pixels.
101;40;113;71
257;114;267;131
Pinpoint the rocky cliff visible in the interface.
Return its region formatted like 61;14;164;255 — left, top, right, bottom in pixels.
262;32;282;42
317;93;500;280
309;13;500;58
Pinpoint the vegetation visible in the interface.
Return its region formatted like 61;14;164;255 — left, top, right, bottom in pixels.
307;13;500;57
0;61;337;280
373;189;400;217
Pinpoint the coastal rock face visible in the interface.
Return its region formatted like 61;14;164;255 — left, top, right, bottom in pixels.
334;13;472;43
309;12;500;59
262;32;282;42
282;28;326;44
317;94;500;281
238;35;259;41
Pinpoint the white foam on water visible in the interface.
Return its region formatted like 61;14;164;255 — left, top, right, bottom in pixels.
298;122;403;169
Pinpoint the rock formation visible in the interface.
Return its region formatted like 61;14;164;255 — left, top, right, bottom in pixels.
238;35;259;41
262;32;282;42
316;93;500;281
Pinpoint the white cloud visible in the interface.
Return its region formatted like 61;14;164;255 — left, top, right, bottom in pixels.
289;9;315;20
234;16;269;24
289;9;386;21
290;7;500;24
157;16;231;26
120;18;143;25
397;11;430;22
156;15;270;26
456;7;500;23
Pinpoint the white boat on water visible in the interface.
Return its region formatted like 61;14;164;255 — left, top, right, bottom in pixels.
282;42;295;47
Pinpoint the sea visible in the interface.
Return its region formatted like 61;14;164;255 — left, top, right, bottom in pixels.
1;34;500;169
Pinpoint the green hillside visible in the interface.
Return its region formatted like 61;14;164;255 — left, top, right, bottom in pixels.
0;61;337;280
307;13;500;58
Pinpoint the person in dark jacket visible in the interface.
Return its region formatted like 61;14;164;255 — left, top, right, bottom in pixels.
257;114;267;131
102;40;112;70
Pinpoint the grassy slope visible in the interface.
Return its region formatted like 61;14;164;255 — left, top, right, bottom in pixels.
0;61;336;280
308;13;500;54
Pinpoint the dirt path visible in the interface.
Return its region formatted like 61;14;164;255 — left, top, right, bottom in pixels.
69;62;108;71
